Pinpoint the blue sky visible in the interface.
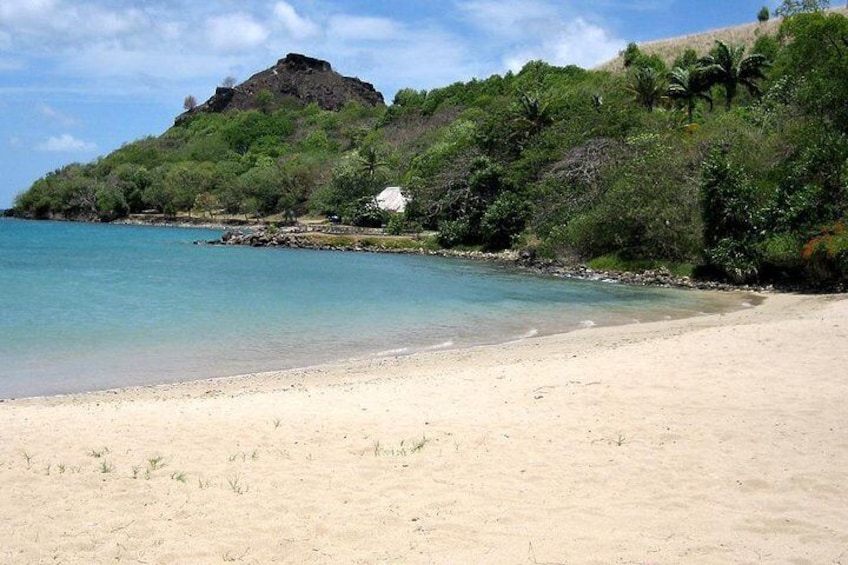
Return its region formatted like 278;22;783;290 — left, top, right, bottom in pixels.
0;0;786;208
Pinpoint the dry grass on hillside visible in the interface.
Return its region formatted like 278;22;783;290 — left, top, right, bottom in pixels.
598;6;848;72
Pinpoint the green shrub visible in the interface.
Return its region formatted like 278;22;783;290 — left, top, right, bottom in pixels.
700;147;765;281
762;233;803;268
437;219;471;248
95;184;129;221
480;192;529;250
385;213;406;235
349;197;386;228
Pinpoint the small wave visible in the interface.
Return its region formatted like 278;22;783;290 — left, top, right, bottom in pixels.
376;347;411;357
424;341;455;351
579;320;596;328
517;328;539;339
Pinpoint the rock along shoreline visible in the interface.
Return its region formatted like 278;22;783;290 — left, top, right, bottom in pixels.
203;226;772;293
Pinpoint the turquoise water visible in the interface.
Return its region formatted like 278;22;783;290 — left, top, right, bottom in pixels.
0;219;744;398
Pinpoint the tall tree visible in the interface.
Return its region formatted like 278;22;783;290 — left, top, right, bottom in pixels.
667;66;714;123
357;146;389;184
700;41;769;109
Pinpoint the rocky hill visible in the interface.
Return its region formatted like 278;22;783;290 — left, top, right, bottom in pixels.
177;53;385;124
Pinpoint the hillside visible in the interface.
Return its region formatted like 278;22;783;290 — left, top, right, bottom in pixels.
12;10;848;288
599;6;848;71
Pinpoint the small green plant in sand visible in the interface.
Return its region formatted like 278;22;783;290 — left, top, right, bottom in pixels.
131;465;141;479
21;450;34;470
87;447;110;458
228;450;260;462
371;435;429;457
198;478;212;489
227;474;248;494
57;463;66;474
147;455;167;471
99;460;114;473
171;471;188;483
592;433;631;447
272;417;282;429
222;547;250;562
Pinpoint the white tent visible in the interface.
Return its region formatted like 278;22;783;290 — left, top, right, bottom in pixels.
376;186;407;213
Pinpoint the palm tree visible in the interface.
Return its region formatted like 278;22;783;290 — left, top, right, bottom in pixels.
667;66;714;123
700;40;768;109
628;67;667;111
357;146;388;183
514;90;552;137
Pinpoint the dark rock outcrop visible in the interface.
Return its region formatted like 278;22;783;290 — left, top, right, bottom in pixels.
206;227;772;292
176;53;384;124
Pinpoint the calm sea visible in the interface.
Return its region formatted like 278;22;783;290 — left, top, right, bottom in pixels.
0;219;746;398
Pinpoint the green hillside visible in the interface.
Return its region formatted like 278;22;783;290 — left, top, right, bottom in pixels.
13;10;848;286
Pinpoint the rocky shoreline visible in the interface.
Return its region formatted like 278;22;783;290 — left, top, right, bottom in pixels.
205;227;771;293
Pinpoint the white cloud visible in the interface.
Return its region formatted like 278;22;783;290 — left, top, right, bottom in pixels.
327;16;402;41
0;0;58;23
205;13;269;52
457;1;625;72
325;25;478;96
37;133;96;152
273;1;319;39
504;17;625;71
458;0;557;38
1;1;147;42
39;104;80;127
551;18;625;68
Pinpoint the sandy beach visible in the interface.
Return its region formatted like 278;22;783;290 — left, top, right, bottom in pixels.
1;292;847;564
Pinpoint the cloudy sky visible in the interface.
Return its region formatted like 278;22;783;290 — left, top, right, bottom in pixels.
1;0;784;207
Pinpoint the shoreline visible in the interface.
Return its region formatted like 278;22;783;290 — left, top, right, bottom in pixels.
1;284;758;402
208;225;780;293
6;214;806;293
2;293;847;562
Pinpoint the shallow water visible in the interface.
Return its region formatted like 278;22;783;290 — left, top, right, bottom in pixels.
0;219;747;398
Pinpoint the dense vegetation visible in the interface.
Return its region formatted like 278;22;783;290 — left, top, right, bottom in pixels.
14;10;848;286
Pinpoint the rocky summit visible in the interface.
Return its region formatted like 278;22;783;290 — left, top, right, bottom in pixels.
177;53;384;124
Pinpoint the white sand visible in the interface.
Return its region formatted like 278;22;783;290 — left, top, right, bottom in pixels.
1;292;847;564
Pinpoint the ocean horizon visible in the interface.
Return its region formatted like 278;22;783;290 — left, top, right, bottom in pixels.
0;218;747;398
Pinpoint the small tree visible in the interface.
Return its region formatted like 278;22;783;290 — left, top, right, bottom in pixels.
700;147;764;282
667;66;714;123
183;95;197;111
222;76;237;88
628;66;666;111
758;6;771;22
256;89;274;113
